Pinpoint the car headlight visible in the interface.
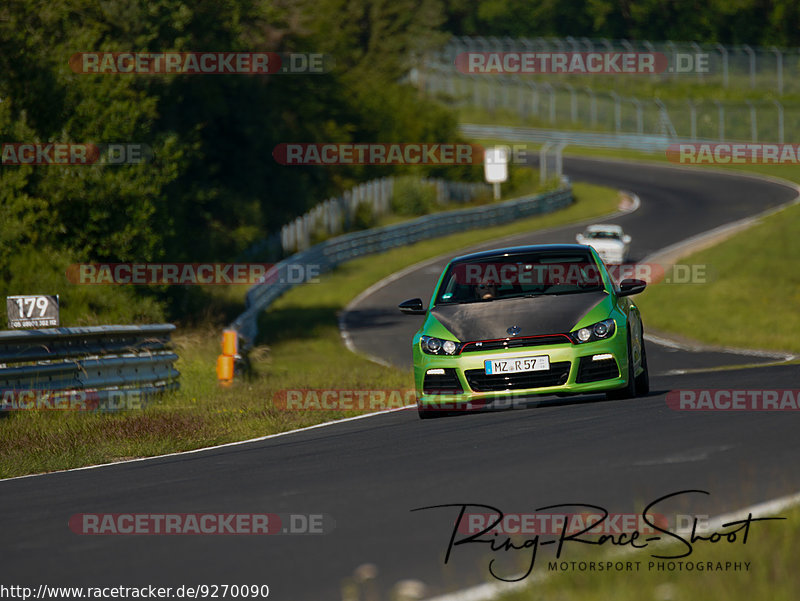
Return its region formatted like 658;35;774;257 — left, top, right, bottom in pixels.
421;335;462;355
571;319;616;344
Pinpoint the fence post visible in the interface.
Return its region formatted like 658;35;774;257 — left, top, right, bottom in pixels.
555;143;566;179
584;86;597;128
771;47;784;95
746;100;757;142
542;83;555;124
539;143;551;183
632;97;643;134
774;100;784;144
528;82;540;118
564;83;577;123
610;92;621;133
687;99;697;140
713;100;725;142
643;40;657;81
690;42;704;82
743;45;756;88
666;41;677;80
716;44;729;88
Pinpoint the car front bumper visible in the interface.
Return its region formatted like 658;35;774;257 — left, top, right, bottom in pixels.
413;334;630;410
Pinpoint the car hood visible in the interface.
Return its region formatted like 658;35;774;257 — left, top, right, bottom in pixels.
586;239;624;249
429;291;609;341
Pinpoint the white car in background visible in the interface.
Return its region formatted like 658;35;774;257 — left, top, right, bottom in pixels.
576;224;631;264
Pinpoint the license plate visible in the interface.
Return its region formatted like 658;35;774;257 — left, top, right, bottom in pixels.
484;355;550;375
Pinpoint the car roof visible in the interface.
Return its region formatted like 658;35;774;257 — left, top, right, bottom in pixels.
585;224;623;233
449;244;596;264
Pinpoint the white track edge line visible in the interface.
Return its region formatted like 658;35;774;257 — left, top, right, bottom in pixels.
0;404;415;484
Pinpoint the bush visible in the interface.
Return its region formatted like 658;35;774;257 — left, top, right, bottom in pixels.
352;201;377;230
391;177;438;215
1;247;165;327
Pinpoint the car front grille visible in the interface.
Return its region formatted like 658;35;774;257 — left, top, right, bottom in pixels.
460;335;572;353
575;356;619;383
423;369;463;394
465;361;571;392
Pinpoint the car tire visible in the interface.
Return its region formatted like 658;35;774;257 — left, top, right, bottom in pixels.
634;335;650;396
606;331;636;401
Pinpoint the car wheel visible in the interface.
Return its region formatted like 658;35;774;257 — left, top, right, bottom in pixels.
606;331;636;401
635;335;650;396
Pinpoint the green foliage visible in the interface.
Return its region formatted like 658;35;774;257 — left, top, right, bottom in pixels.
1;247;164;326
442;0;800;46
352;200;377;230
0;0;464;324
391;177;437;215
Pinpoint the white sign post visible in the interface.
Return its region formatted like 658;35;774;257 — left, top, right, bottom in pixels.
484;146;508;201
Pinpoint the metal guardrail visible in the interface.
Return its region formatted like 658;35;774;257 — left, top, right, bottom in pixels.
0;324;179;410
460;123;707;152
240;176;491;260
230;186;573;348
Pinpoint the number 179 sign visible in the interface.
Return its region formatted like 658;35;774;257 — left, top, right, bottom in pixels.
6;295;60;328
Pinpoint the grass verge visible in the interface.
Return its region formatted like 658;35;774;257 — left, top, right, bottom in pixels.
0;182;620;479
636;201;800;354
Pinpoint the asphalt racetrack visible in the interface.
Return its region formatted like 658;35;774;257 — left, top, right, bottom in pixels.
1;158;798;600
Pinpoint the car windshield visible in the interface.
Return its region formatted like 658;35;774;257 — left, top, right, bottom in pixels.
435;251;606;305
585;231;621;240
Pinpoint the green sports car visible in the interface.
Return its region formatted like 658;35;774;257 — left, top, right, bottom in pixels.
398;244;649;419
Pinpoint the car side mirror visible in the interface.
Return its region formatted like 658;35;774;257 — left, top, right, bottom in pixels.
618;278;646;297
622;235;632;244
398;298;426;315
576;233;585;243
